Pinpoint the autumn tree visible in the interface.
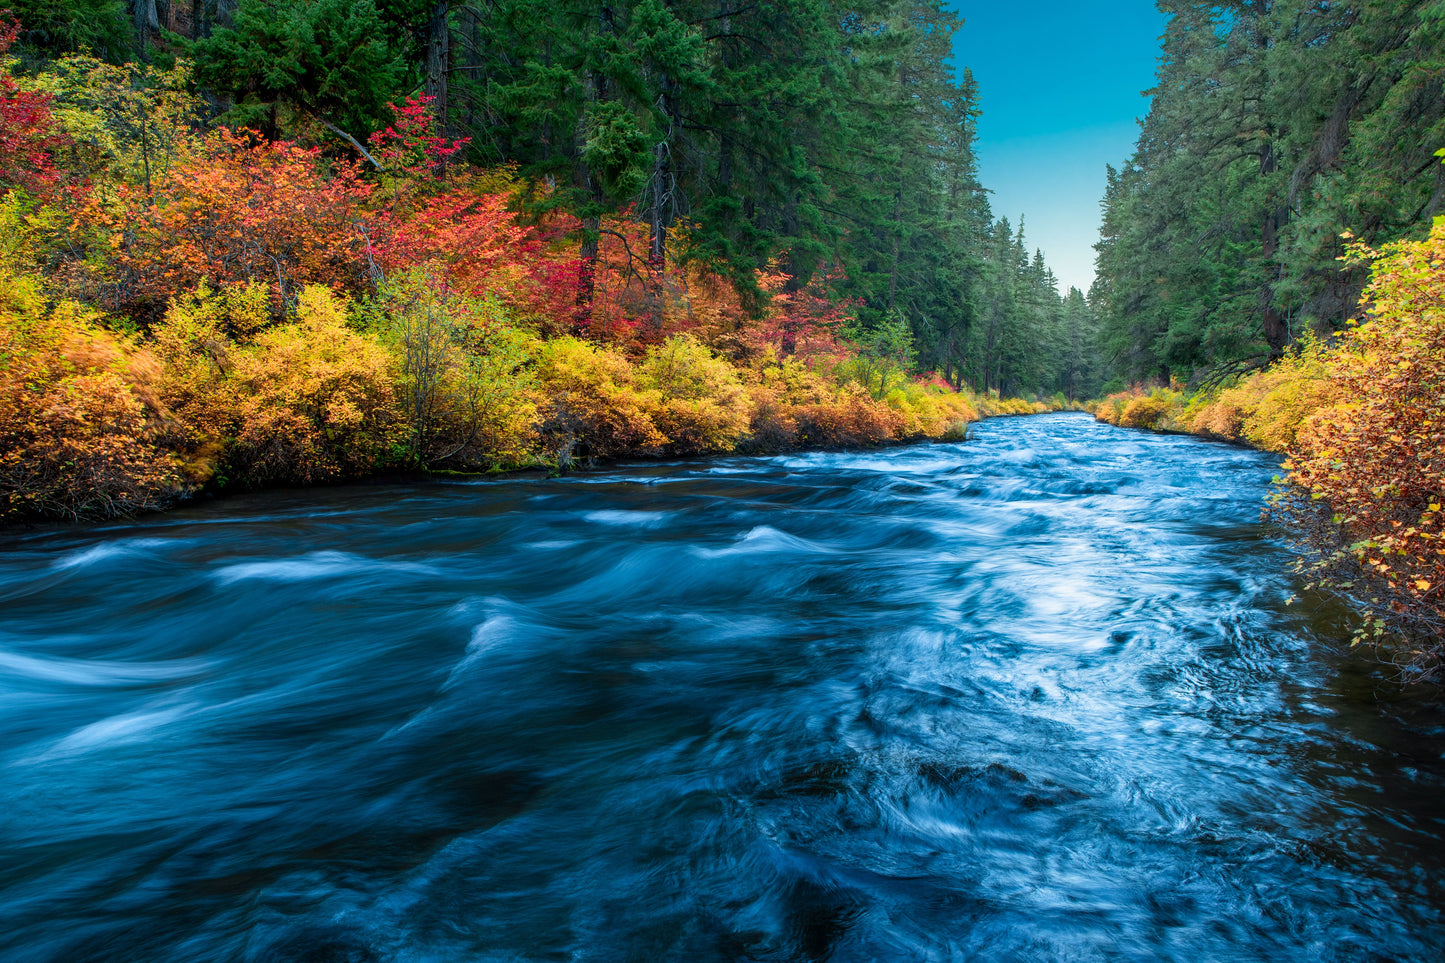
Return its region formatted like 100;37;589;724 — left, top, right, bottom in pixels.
89;127;375;319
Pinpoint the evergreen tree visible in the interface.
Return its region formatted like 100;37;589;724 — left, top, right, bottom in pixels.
1095;0;1445;384
193;0;414;144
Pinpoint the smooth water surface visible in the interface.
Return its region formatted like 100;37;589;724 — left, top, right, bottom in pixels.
1;413;1441;961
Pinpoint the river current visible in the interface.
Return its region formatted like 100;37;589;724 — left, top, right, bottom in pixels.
1;412;1441;961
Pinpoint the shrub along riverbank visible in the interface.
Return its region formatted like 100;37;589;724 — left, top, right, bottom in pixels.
1091;221;1445;677
0;260;1053;524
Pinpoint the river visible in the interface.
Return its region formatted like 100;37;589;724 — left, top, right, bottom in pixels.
0;412;1440;961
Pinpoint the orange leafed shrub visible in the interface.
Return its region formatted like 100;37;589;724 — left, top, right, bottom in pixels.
87;128;374;320
1182;338;1346;450
1275;222;1445;666
1093;384;1182;430
793;384;901;447
0;271;178;519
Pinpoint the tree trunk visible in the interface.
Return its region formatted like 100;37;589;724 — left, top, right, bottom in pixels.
573;4;615;333
646;76;673;332
130;0;158;60
425;0;450;169
1259;139;1289;352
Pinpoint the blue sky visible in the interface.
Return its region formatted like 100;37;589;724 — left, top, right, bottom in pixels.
946;3;1167;294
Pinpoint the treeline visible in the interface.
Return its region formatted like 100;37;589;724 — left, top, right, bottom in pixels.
0;1;1091;522
1092;0;1445;383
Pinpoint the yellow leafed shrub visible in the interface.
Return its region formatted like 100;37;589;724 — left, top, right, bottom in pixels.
535;336;666;463
1093;384;1183;430
0;270;178;520
637;335;750;455
225;286;400;485
1181;337;1345;450
1274;222;1445;664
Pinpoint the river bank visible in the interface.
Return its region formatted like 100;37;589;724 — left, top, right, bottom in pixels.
1083;222;1444;673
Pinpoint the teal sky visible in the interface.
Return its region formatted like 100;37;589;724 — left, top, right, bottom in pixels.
947;3;1168;295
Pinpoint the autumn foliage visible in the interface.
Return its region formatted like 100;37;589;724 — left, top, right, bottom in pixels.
1271;225;1445;670
0;271;176;519
0;13;70;200
89;128;375;319
0;62;1007;524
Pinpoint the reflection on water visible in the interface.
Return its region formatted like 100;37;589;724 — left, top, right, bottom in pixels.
0;413;1441;961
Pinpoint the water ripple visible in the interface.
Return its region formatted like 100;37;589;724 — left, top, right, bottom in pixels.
0;413;1440;962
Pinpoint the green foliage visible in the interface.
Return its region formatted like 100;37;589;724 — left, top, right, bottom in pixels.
5;0;131;62
840;315;917;400
365;269;540;469
25;53;204;187
193;0;412;141
580;100;651;201
1094;0;1445;383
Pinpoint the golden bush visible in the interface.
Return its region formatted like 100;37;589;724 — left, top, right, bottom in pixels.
637;335;750;455
0;271;178;520
535;337;666;463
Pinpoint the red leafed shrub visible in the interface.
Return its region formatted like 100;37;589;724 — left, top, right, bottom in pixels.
86;128;375;321
749;264;854;365
368;94;469;179
0;13;72;200
373;184;583;329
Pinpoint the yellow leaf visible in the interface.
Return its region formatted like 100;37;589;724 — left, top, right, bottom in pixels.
1417;580;1432;591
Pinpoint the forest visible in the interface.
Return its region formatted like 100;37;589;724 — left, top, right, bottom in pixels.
0;0;1441;668
0;0;1097;520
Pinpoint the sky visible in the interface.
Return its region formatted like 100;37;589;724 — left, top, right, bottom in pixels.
946;2;1168;295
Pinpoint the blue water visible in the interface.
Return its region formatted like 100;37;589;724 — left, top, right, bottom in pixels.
1;413;1440;961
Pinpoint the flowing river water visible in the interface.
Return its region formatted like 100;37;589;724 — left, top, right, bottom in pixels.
1;412;1441;962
